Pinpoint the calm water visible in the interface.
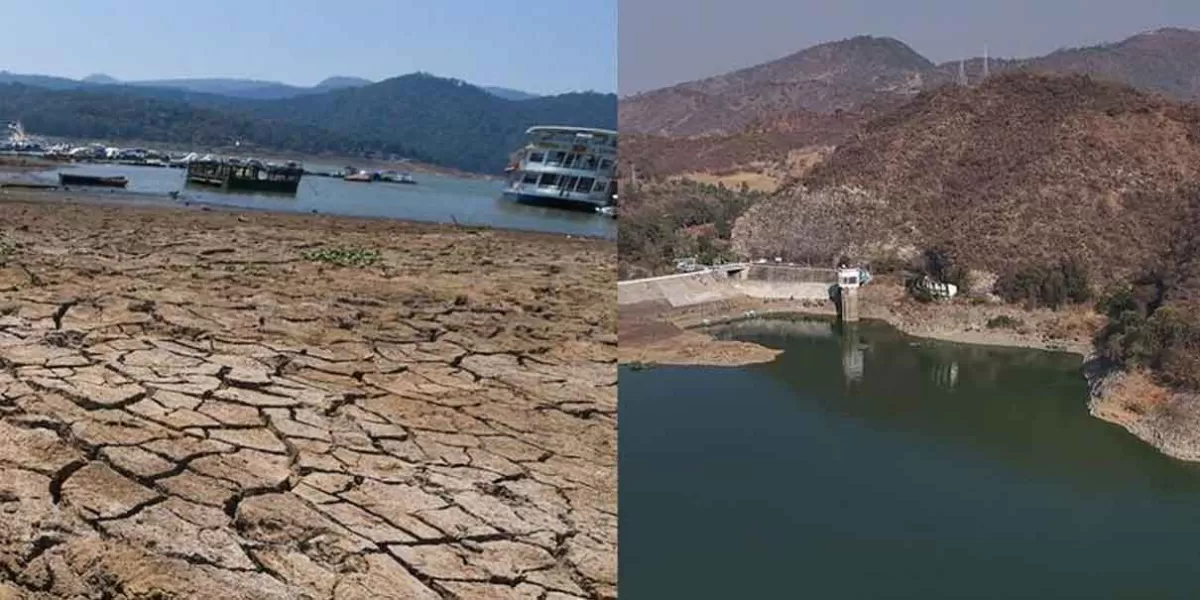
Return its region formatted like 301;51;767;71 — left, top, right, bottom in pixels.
621;316;1200;599
23;164;614;238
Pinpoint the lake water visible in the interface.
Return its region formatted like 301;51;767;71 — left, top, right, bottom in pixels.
22;164;615;238
620;316;1200;599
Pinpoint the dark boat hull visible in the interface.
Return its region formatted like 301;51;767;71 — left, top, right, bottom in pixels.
58;174;128;188
186;161;303;195
187;178;301;194
502;190;608;213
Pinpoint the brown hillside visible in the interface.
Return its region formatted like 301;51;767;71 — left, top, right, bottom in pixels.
619;36;929;136
621;28;1200;138
619;111;856;180
736;72;1200;279
619;95;908;180
1022;28;1200;101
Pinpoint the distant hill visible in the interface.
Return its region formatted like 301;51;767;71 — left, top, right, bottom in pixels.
0;71;88;91
315;76;373;90
82;73;119;84
0;83;424;161
483;86;540;101
620;35;932;136
621;28;1200;137
122;77;310;100
239;73;615;172
12;72;542;102
0;72;615;173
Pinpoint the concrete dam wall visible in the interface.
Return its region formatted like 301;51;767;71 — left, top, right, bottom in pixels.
618;264;836;308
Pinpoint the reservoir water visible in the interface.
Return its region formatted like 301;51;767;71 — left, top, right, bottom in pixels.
620;316;1200;599
21;164;615;239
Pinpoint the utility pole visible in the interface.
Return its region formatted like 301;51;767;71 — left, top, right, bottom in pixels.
983;45;990;79
958;58;967;86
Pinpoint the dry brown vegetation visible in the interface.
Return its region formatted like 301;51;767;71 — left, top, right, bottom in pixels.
787;71;1200;282
620;35;931;136
619;110;862;180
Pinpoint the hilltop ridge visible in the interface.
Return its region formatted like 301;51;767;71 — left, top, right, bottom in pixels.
620;28;1200;138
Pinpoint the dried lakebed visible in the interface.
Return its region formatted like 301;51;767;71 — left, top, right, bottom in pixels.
0;199;616;599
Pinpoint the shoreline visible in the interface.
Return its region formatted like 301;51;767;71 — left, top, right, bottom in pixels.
0;186;615;241
620;289;1093;368
1084;358;1200;463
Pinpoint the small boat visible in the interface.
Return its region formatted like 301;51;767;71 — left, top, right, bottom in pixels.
596;205;617;218
381;171;417;184
58;173;128;188
343;171;373;182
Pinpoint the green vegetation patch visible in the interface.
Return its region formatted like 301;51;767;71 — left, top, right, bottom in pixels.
1095;279;1200;390
301;247;382;268
985;315;1023;329
995;259;1091;310
0;236;15;266
619;179;766;279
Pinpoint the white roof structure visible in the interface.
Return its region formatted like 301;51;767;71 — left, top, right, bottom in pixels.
525;125;617;136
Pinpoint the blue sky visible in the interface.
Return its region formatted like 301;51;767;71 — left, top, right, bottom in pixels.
621;0;1200;94
1;0;615;95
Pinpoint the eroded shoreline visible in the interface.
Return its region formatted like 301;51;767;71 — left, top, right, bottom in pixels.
0;196;617;598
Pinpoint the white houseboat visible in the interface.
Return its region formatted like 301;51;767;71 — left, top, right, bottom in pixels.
502;126;617;210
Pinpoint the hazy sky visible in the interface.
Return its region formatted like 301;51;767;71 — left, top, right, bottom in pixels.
1;0;615;95
620;0;1200;95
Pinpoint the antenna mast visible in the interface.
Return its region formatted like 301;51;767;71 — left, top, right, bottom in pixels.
983;45;990;79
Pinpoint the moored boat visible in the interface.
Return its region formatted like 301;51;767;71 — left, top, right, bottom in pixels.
185;158;303;194
502;126;617;211
381;171;417;184
58;173;129;188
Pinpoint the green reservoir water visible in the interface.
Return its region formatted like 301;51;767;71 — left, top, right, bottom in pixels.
620;316;1200;599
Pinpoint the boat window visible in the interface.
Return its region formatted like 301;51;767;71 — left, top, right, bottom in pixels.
547;151;566;166
564;154;580;168
576;177;594;192
539;173;559;187
560;176;578;191
599;159;613;171
592;179;607;192
584;155;598;170
527;152;544;163
522;172;538;184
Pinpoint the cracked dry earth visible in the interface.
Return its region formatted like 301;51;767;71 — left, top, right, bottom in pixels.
0;199;616;599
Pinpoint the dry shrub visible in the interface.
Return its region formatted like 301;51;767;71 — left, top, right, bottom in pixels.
731;186;894;266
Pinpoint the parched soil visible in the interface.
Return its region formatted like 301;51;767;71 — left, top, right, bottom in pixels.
619;298;798;367
0;197;616;599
